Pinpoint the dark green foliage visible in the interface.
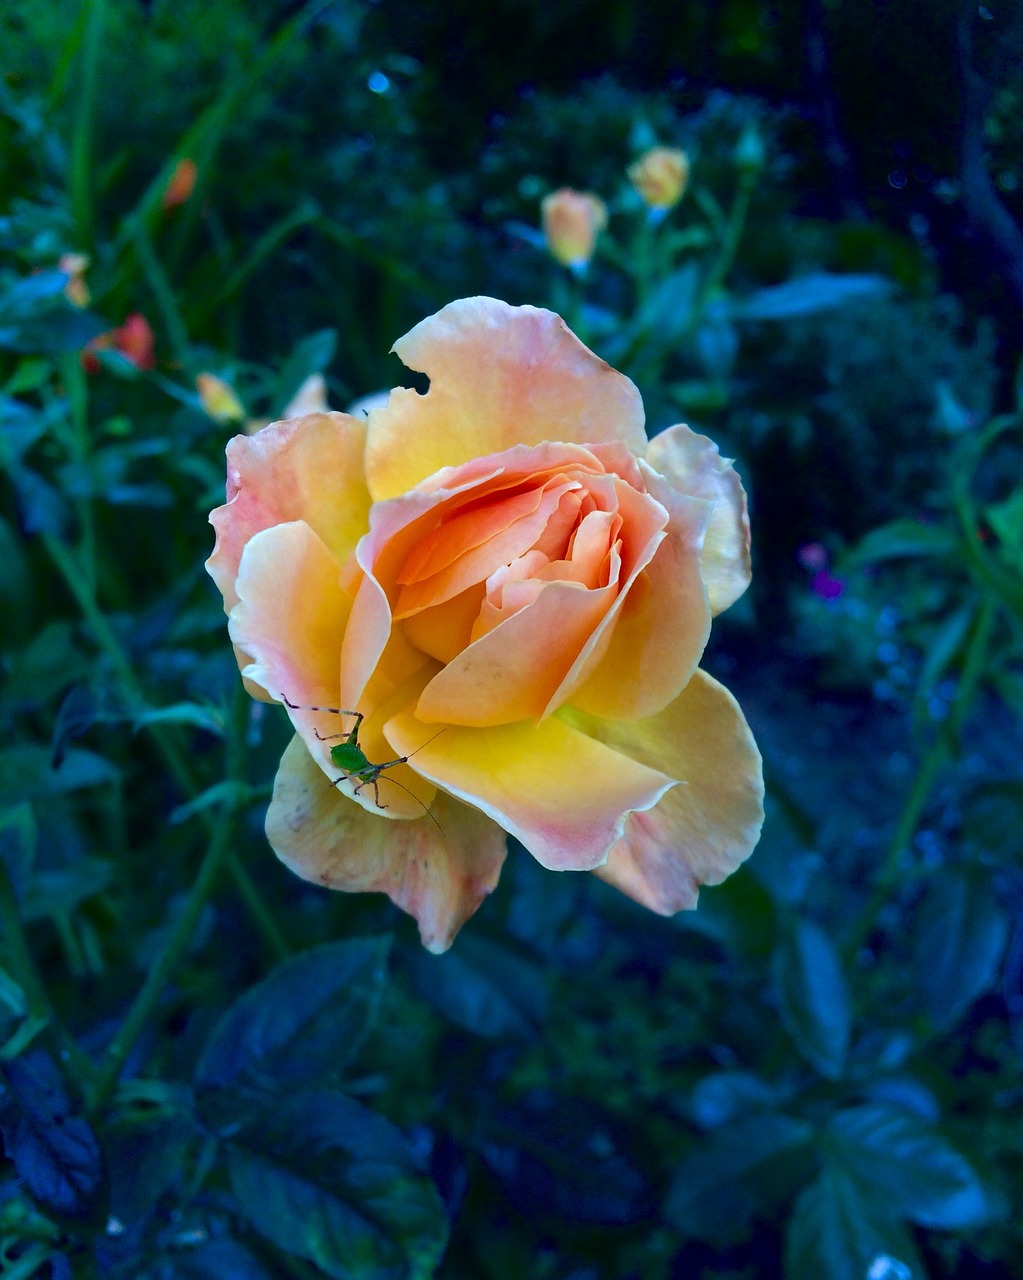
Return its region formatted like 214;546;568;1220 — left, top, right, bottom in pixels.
0;1;1021;1277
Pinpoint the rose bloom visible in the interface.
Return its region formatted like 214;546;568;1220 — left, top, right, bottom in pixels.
162;157;198;210
541;189;608;269
207;298;763;951
81;312;156;374
628;147;690;210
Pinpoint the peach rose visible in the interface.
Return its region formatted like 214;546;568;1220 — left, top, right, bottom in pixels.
207;297;763;951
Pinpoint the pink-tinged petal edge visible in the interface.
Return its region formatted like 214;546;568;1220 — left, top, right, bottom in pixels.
266;734;508;952
207;411;371;617
565;669;764;913
385;709;678;872
646;424;751;616
364;297;648;501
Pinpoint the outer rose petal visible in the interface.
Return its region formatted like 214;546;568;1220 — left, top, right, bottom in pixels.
365;297;647;500
646;424;751;616
565;670;764;913
229;521;352;716
385;709;678;872
207;412;371;616
266;734;507;953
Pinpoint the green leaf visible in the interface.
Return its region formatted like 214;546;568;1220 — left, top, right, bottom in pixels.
0;1048;106;1223
169;781;254;825
273;328;338;412
0;744;118;804
731;272;890;321
786;1165;924;1280
963;781;1023;863
134;701;225;735
481;1095;646;1225
225;1090;447;1280
159;1238;276;1280
689;1070;782;1128
985;486;1023;555
666;1112;813;1247
913;866;1008;1030
827;1103;994;1229
915;605;973;708
0;803;37;899
845;519;957;566
404;934;550;1039
197;938;389;1095
773;919;851;1079
23;858;112;921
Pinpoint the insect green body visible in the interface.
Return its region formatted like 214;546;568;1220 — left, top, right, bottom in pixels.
281;695;446;833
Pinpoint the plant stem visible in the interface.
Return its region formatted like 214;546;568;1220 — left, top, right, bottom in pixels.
41;532;289;960
0;1242;57;1280
88;681;248;1113
69;0;106;247
845;594;997;956
0;859;96;1086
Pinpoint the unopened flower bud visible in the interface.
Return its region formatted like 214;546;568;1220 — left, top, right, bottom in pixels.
58;253;90;308
541;188;608;270
162;158;198;210
197;373;245;423
735;126;765;175
628;147;690;210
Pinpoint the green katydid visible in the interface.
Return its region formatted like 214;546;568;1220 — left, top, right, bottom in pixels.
281;694;446;834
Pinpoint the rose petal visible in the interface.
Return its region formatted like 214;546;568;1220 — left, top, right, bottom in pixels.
415;578;616;726
208;412;371;616
646;424;751;615
564;670;764;912
393;479;579;617
228;521;434;820
385;709;678;872
365;297;647;500
230;521;352;717
266;734;508;952
567;478;711;720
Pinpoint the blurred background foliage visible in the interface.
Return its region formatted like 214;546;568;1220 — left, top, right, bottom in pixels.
0;0;1022;1277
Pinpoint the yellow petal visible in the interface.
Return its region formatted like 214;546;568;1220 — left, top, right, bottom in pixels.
646;424;751;615
266;734;508;952
365;298;647;500
565;670;763;913
229;520;351;724
415;578;616;726
385;709;678;872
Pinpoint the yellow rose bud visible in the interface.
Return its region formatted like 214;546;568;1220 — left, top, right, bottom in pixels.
197;373;245;424
628;147;690;210
541;189;608;270
58;253;90;309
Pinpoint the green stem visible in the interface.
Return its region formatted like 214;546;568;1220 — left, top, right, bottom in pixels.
41;533;289;960
69;0;106;247
88;683;248;1113
845;594;997;956
0;859;96;1086
0;1242;57;1280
